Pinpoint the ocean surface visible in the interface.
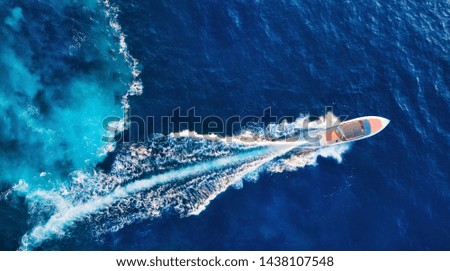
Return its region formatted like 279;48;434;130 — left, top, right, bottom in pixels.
0;0;449;250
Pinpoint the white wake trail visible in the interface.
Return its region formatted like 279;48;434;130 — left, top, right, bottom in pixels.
20;142;302;250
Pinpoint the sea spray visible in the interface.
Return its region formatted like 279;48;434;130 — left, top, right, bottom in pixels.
20;125;349;250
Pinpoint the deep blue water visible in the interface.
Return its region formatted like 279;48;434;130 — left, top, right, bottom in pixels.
0;0;449;250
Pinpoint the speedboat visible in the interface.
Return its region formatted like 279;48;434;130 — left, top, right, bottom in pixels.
319;116;390;146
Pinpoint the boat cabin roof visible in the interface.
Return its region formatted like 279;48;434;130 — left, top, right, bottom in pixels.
325;120;372;143
341;120;372;139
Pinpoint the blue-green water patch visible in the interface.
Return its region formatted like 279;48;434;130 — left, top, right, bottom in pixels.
0;1;133;189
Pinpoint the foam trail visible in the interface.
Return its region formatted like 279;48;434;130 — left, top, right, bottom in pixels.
20;143;301;250
188;145;294;215
98;0;144;155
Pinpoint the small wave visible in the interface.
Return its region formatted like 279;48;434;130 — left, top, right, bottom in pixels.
104;0;143;97
101;0;143;141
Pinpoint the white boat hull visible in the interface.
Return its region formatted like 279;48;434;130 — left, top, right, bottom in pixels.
319;116;390;146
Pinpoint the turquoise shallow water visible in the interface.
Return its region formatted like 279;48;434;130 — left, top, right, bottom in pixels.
0;0;131;189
